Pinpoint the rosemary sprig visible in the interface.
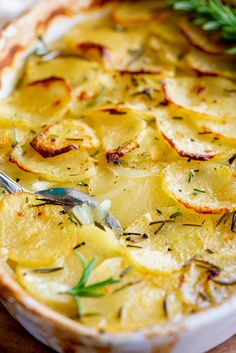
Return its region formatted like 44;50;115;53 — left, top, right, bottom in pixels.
168;0;236;51
67;254;119;317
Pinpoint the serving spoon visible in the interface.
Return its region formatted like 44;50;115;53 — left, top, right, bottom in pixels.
0;170;123;232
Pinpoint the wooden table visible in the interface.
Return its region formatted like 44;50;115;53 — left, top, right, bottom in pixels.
0;302;234;353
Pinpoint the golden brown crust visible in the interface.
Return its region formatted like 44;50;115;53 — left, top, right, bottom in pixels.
0;0;114;98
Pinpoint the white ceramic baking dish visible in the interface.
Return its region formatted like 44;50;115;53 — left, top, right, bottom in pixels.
0;1;235;352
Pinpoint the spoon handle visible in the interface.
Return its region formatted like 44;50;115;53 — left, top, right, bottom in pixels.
0;171;26;193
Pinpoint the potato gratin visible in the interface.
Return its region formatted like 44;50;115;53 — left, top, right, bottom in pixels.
0;0;236;332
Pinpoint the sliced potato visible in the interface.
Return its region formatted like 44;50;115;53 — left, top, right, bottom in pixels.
16;224;121;316
10;142;96;182
70;72;165;115
155;107;235;160
186;50;236;79
122;206;213;274
163;76;236;119
89;165;174;228
179;18;235;55
84;108;146;151
162;161;236;214
23;56;100;87
65;22;174;73
0;193;78;266
195;116;236;142
31;119;99;158
150;14;187;46
0;78;72;128
16;253;82;316
112;0;168;24
81;257;166;330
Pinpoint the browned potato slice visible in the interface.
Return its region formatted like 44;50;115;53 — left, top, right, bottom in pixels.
65;21;174;73
186;50;236;78
195;116;236;142
163;161;236;214
112;0;169;24
179;18;236;55
155;107;235;160
163;76;236;119
23;56;100;87
31;119;99;158
84;108;146;152
10;142;95;182
0;193;78;266
0;78;72;128
70;72;165;115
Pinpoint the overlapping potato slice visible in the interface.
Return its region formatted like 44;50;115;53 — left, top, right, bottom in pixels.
23;56;100;87
122;206;213;274
79;257;167;330
16;225;120;316
89;165;174;228
10;141;95;182
163;161;236;214
65;21;174;73
0;78;72;128
149;13;187;46
112;0;168;24
84;108;146;152
163;76;236;119
70;72;165;115
179;18;236;55
0;125;29;157
186;50;236;78
195;116;236;142
155;107;235;160
0;193;78;266
31;119;99;158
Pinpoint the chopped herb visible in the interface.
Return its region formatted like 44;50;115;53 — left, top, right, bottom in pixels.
30;267;64;274
90;150;100;158
154;221;166;234
117;307;124;319
150;220;174;225
132;88;153;100
122;232;142;236
172;116;183;120
205;248;214;254
199;291;210;302
86;88;104;108
120;266;133;278
182;223;202;227
112;280;142;293
231;212;236;233
94;221;106;232
127;46;145;66
188;169;199;183
12;120;19;148
126;233;149;243
73;241;86;250
67;255;119;317
126;244;143;249
170;212;182;219
216;213;231;227
228;153;236;165
156;209;163;215
198;131;212;135
192;188;206;195
163;295;168;318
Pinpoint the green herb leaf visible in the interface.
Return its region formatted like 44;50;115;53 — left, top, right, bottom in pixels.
168;0;236;42
67;255;119;316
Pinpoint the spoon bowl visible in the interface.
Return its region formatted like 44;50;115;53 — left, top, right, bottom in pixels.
0;170;123;232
